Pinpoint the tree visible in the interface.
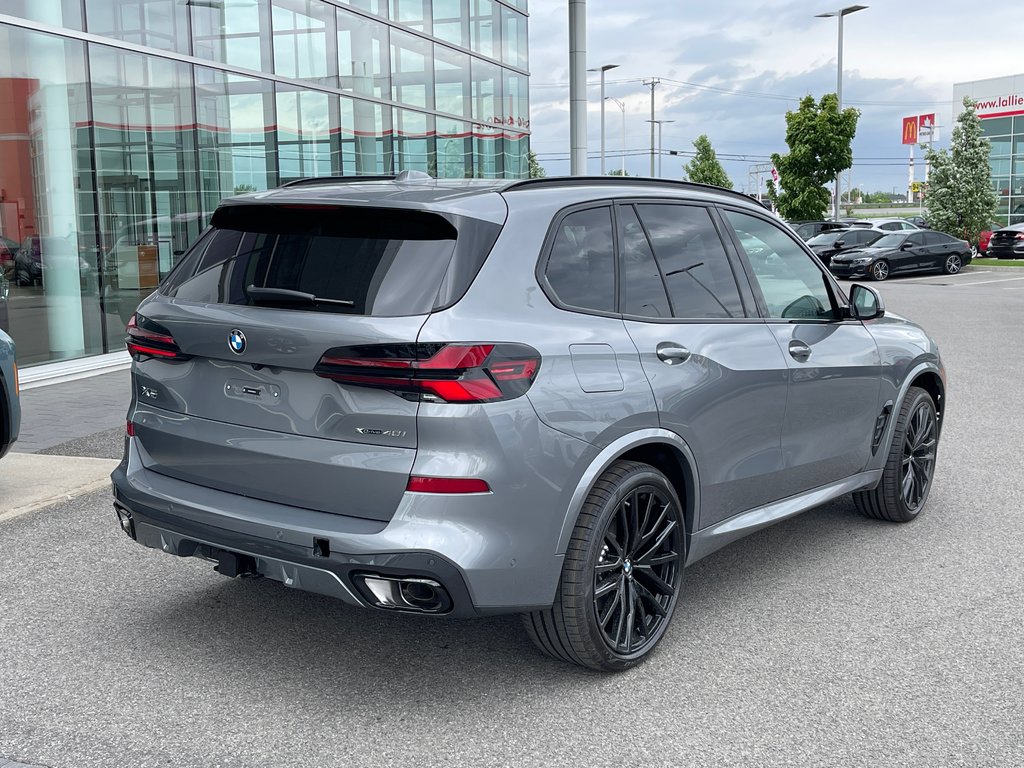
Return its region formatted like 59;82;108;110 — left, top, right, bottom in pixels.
233;183;257;195
683;135;732;188
767;94;859;220
923;97;997;244
528;150;546;179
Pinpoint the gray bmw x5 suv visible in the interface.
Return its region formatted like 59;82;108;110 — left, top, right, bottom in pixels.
112;175;945;671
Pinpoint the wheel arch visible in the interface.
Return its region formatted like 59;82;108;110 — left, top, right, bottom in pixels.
873;362;945;472
909;369;945;436
555;429;700;555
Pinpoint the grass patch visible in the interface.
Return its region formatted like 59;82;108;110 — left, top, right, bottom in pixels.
971;258;1024;267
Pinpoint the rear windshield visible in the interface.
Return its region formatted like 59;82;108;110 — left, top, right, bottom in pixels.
161;205;495;316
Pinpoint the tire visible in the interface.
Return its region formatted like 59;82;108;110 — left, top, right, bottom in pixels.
970;245;979;258
943;253;963;275
870;260;889;281
853;386;938;523
522;460;685;672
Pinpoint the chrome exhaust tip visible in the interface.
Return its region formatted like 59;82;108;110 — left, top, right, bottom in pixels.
354;574;452;614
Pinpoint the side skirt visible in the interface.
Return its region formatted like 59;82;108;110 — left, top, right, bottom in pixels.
684;470;882;566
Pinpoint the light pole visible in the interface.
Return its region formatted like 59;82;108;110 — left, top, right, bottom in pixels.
568;0;587;175
606;97;626;175
589;64;619;175
816;4;867;221
646;119;675;177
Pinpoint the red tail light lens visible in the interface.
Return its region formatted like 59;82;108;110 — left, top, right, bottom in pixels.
1015;233;1024;241
126;420;135;437
126;314;190;361
315;342;541;403
406;476;491;494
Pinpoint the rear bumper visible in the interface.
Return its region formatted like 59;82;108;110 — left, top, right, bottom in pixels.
987;244;1024;259
111;436;567;616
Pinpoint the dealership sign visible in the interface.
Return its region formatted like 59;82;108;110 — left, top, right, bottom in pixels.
973;93;1024;119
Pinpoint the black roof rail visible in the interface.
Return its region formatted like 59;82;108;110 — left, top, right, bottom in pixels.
279;175;396;188
501;176;761;206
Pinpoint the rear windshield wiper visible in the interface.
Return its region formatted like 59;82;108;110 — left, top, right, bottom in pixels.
246;286;354;307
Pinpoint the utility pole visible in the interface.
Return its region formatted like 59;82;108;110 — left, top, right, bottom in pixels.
606;97;626;175
643;78;660;177
568;1;587;176
646;119;675;177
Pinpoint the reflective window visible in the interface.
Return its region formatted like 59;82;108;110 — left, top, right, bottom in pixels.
276;86;333;181
470;0;499;59
390;0;430;33
503;68;528;130
473;124;503;178
545;208;615;313
437;118;471;178
435;46;470;117
338;0;388;16
191;0;270;71
341;97;395;174
391;29;433;110
503;130;528;179
981;117;1011;138
472;57;501;124
0;27;102;365
0;0;82;29
501;5;527;69
395;108;435;173
990;136;1012;156
85;0;190;54
337;8;390;98
637;205;743;319
724;210;836;321
272;0;333;81
195;68;276;215
618;206;670;318
433;0;467;47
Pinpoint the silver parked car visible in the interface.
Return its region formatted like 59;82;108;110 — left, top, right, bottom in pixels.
0;327;19;459
112;174;946;671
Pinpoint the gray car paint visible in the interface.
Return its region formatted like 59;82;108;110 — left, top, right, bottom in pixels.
112;178;945;615
0;328;19;458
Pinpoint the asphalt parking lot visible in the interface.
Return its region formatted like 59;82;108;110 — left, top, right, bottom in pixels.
1;269;1022;768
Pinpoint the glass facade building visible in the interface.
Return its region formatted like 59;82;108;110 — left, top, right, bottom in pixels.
0;0;529;367
953;74;1024;227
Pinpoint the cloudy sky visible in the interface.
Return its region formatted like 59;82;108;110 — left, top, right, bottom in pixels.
526;1;1024;195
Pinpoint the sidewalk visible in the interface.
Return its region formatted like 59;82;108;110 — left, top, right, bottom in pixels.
0;370;129;521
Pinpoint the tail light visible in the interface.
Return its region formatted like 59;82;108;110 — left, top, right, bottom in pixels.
126;314;190;361
314;342;541;403
1015;233;1024;240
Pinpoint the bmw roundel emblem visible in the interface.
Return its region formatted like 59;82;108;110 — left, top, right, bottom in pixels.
228;329;247;355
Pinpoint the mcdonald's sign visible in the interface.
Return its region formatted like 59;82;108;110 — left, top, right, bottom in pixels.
902;116;919;145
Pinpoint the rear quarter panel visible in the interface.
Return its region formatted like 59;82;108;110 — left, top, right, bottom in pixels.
0;330;20;456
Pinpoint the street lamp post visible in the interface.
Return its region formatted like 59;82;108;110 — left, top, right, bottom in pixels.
606;97;626;175
589;64;619;175
816;4;867;221
568;0;587;176
646;119;675;177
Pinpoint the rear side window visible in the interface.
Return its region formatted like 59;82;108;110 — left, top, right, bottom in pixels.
544;207;616;313
635;204;744;319
161;205;494;316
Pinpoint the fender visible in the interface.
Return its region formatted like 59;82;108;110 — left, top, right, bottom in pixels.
555;428;701;555
867;359;945;477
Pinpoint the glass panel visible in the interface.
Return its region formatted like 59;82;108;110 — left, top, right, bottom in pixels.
390;0;431;33
276;86;333;181
723;210;836;321
90;44;202;339
437;117;471;178
0;0;82;29
84;0;190;54
337;7;390;99
992;157;1011;176
341;97;394;174
191;0;270;71
394;108;435;174
991;176;1009;196
981;117;1011;137
195;68;277;218
503;68;528;130
272;0;333;82
503;130;528;179
338;0;387;17
545;208;615;313
471;57;501;124
0;26;103;365
390;29;433;110
434;45;470;117
636;205;743;319
469;0;498;59
501;5;527;69
618;206;670;318
473;123;502;178
432;0;467;47
990;136;1011;156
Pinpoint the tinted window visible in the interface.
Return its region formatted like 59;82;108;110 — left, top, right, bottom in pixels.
923;231;951;245
635;204;743;319
872;233;907;249
724;210;837;321
848;230;878;245
618;206;670;318
906;233;926;247
545;207;615;313
164;205;470;316
879;222;899;231
807;231;843;246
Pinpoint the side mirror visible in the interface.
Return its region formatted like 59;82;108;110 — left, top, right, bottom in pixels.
834;240;845;248
900;242;913;250
849;283;884;321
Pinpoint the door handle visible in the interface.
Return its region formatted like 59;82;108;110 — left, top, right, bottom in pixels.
656;342;691;365
788;340;811;362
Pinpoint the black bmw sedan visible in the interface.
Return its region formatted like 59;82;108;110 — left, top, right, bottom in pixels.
806;227;882;266
829;230;972;281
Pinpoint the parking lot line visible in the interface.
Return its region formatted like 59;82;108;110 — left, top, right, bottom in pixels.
950;275;1024;287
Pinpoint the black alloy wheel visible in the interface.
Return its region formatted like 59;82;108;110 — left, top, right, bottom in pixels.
593;484;681;656
871;260;890;281
900;399;937;512
944;254;963;274
522;461;684;671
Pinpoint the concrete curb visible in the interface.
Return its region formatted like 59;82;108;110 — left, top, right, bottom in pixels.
0;454;118;523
